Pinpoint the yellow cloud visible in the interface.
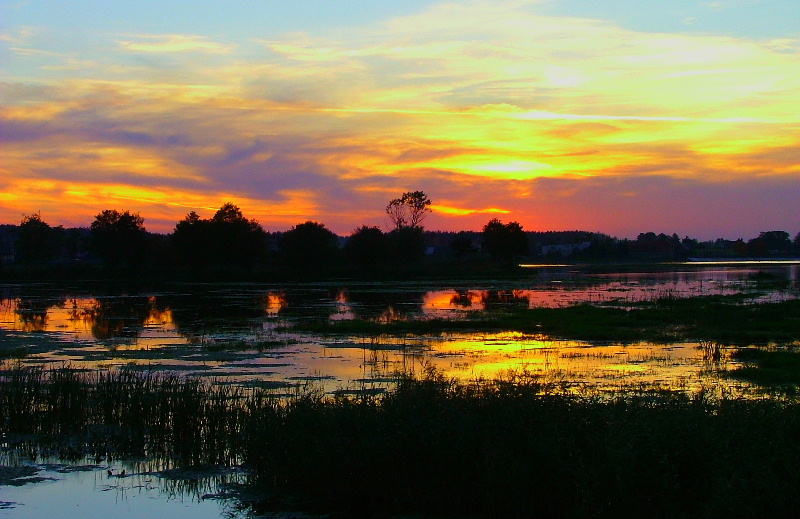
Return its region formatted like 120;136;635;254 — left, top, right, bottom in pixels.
432;204;510;216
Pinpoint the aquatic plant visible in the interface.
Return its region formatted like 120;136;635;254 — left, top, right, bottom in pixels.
4;365;800;518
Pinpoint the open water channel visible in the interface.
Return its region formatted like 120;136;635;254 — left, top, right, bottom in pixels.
1;261;798;517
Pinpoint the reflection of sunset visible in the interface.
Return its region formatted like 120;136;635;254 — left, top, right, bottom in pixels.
330;290;357;321
264;292;287;316
0;298;99;341
135;302;185;350
0;265;786;393
376;306;402;323
144;306;176;328
422;290;487;315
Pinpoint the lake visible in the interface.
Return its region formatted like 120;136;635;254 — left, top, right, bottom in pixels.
1;261;799;517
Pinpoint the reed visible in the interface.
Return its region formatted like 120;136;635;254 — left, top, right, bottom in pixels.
3;364;800;518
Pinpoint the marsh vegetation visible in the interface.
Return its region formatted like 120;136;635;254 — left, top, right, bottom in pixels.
4;365;800;518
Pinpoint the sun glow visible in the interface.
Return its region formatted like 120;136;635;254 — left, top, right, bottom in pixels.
1;0;798;235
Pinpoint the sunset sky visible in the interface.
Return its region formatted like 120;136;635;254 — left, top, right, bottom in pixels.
2;0;798;239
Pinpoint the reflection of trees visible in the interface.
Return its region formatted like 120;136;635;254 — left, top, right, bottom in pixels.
14;298;50;332
85;297;153;342
482;290;531;309
342;290;428;321
163;292;268;341
448;290;530;312
449;291;471;308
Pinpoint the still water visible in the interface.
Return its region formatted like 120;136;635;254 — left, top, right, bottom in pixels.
1;263;797;393
0;462;236;519
1;262;798;517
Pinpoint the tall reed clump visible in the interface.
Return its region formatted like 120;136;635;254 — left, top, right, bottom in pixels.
0;364;273;465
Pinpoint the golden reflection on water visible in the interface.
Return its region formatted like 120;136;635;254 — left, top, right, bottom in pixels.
0;297;99;340
134;306;185;350
422;290;487;315
0;270;781;395
264;292;286;316
417;334;712;391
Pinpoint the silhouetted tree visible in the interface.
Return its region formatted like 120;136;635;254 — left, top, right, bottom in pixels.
90;209;147;271
386;191;432;230
748;230;792;257
171;203;267;272
482;219;528;265
209;202;268;270
279;221;340;274
86;297;152;341
345;226;389;270
16;213;61;267
631;232;683;259
387;226;426;264
449;231;477;259
172;211;207;269
794;232;800;255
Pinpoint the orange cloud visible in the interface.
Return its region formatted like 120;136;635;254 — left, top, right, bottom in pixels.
1;1;798;237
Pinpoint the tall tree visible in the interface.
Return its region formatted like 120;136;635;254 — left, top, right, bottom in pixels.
171;211;209;270
90;209;147;271
16;213;61;267
279;221;340;274
748;230;792;257
171;203;267;271
210;202;268;269
482;219;528;265
345;226;389;270
386;191;432;230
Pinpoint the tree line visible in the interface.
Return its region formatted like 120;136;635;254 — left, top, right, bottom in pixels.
2;192;799;279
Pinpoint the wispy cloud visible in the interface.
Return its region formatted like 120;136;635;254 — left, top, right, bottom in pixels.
117;34;234;54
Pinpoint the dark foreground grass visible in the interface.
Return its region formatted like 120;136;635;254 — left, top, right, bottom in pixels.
3;366;800;518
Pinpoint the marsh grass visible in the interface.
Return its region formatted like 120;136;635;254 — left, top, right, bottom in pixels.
729;347;800;388
0;365;254;466
4;364;800;517
295;296;800;346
